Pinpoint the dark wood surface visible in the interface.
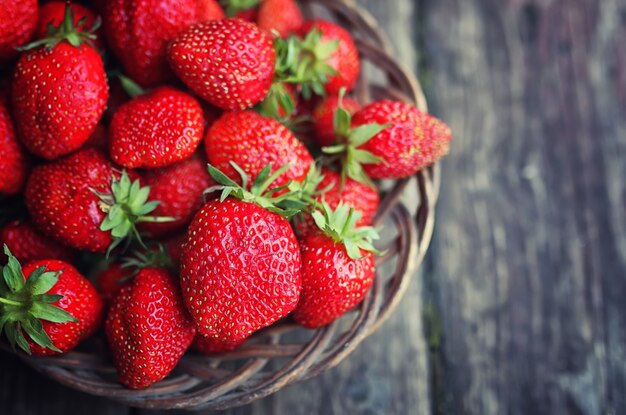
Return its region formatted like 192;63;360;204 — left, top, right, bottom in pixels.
2;0;625;414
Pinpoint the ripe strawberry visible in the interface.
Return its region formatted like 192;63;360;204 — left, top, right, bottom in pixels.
180;164;303;344
11;6;108;160
351;100;452;179
103;0;223;87
168;19;276;110
139;157;213;237
109;87;204;169
0;246;103;355
95;263;131;306
25;149;168;253
295;168;379;236
192;334;242;354
313;95;361;146
0;219;75;264
198;0;225;20
0;0;38;61
294;204;378;328
35;2;104;50
0;98;29;196
205;111;313;188
106;267;195;389
258;0;303;38
299;20;360;95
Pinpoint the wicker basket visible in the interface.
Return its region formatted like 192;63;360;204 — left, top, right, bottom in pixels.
4;0;440;410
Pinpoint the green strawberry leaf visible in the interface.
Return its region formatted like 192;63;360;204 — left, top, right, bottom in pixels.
30;302;77;324
3;246;24;293
26;269;61;296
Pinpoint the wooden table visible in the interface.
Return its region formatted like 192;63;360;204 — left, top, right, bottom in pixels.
2;0;625;413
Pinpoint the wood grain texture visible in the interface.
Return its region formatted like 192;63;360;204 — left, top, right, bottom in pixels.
422;0;626;413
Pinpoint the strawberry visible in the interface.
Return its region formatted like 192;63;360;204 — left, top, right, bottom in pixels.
35;2;104;50
198;0;225;20
138;157;213;237
0;98;29;196
11;5;108;160
350;100;452;179
180;164;303;344
106;267;195;389
168;19;276;110
192;334;242;354
109;86;204;169
0;219;75;264
299;20;360;95
258;0;303;38
293;203;379;328
295;168;379;236
103;0;223;87
25;149;170;253
83;123;109;151
95;263;131;306
0;0;38;61
313;94;361;147
0;246;103;355
205;111;313;188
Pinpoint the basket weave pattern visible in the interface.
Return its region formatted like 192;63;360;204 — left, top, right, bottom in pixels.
4;0;439;410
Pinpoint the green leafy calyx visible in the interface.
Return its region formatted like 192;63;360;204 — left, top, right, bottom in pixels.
206;163;309;218
19;3;101;51
121;244;176;275
220;0;259;17
274;29;339;100
322;90;390;187
92;171;174;256
311;202;381;260
0;245;77;355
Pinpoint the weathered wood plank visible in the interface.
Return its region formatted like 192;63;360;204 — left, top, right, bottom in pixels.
422;0;626;413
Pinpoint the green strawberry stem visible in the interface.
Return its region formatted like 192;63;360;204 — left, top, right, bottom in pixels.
0;245;77;355
90;171;174;257
122;244;176;275
19;3;101;51
220;0;259;17
0;297;22;307
311;202;381;260
206;162;310;218
322;89;390;188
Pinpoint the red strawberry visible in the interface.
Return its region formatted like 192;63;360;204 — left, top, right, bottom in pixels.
106;267;195;389
95;263;131;306
300;20;360;95
109;87;204;169
258;0;303;38
0;219;75;264
293;204;378;328
11;6;108;160
205;111;313;188
0;247;103;355
295;168;379;236
198;0;225;20
103;0;223;87
192;334;242;354
0;0;38;61
139;157;213;237
35;2;104;50
0;98;29;196
180;165;302;344
168;19;276;110
313;95;361;147
25;149;167;253
160;233;187;265
351;100;452;179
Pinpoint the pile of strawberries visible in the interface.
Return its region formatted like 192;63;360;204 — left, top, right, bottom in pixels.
0;0;451;390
